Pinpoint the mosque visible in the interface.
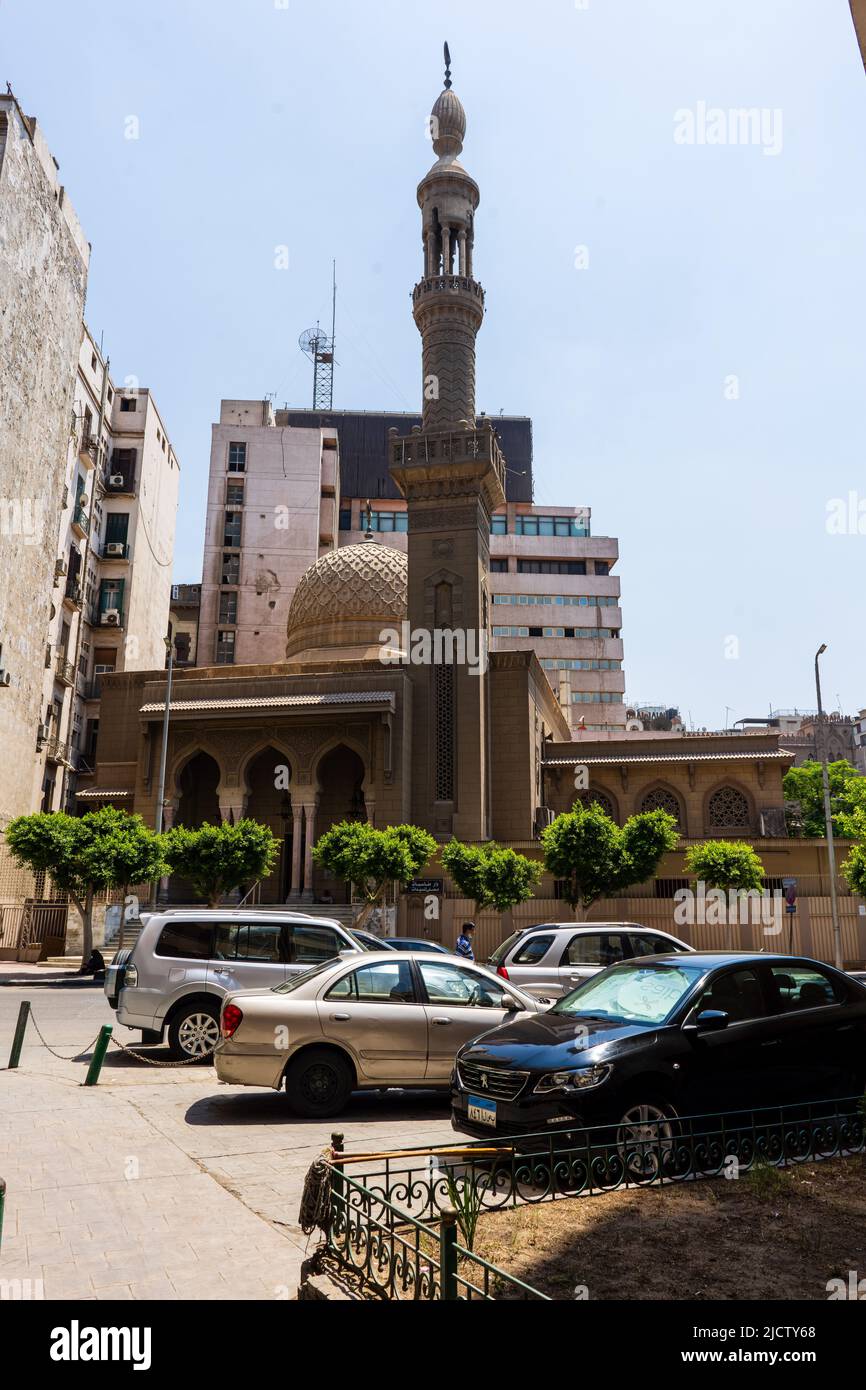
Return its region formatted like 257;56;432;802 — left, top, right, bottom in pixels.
89;55;807;934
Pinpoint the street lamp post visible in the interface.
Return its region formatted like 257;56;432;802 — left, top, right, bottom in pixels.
150;634;174;908
814;645;843;969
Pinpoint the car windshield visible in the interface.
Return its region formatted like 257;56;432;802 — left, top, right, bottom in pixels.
272;960;337;994
487;930;528;966
553;961;708;1025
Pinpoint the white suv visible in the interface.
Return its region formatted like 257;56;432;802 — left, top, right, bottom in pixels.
105;910;364;1058
487;922;694;999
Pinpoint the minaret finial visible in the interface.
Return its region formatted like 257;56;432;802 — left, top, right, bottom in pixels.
443;41;452;90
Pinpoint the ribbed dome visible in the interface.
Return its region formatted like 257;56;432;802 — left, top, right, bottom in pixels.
431;88;466;156
285;542;408;659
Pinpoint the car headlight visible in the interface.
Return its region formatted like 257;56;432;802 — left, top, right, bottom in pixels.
533;1064;612;1094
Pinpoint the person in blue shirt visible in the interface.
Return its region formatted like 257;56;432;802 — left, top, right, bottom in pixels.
455;922;476;960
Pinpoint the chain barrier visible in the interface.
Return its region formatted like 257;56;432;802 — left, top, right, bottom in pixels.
107;1035;216;1067
26;1011;104;1063
6;999;216;1073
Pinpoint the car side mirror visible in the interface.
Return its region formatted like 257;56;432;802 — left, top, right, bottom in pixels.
686;1009;729;1034
338;948;361;960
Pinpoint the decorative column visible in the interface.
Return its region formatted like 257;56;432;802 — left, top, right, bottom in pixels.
218;793;247;825
301;798;319;903
441;225;451;276
288;803;304;900
458;229;467;276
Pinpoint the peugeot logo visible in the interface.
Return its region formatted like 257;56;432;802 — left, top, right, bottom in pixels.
480;1073;489;1089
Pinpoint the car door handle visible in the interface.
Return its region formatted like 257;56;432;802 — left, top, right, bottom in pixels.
329;1013;350;1022
432;1016;452;1025
213;968;230;977
761;1039;782;1047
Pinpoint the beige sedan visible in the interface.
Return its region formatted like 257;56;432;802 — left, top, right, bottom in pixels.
214;951;548;1117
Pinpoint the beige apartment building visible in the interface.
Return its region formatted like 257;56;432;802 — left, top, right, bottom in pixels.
197;404;624;732
196;400;339;669
0;92;90;826
68;334;179;809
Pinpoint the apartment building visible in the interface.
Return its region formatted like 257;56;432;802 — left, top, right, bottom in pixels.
169;584;201;668
51;329;179;810
197;405;625;731
197;400;340;667
0;92;90;825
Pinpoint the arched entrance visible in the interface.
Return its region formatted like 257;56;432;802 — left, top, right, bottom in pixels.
244;746;293;903
176;752;220;827
313;744;367;904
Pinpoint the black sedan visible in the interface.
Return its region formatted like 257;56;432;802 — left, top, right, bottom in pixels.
451;952;866;1140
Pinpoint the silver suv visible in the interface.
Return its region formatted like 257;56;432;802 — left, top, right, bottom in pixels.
487;922;693;999
105;910;365;1059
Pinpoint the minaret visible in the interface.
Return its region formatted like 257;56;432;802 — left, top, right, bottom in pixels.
389;45;506;841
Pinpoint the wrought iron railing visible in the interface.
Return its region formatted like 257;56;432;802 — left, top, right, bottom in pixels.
326;1161;549;1301
320;1096;864;1299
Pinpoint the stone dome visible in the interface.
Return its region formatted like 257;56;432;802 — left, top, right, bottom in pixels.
285;541;408;661
431;88;466;157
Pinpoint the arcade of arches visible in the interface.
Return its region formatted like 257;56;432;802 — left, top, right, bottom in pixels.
167;741;368;904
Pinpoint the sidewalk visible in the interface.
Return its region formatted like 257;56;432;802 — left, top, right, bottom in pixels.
0;983;453;1299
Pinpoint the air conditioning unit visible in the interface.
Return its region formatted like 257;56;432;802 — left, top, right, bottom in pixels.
37;722;50;744
102;609;120;626
54;558;68;580
105;543;125;557
0;670;10;687
108;474;126;488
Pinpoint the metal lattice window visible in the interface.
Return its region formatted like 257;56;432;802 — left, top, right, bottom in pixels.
434;664;455;802
640;788;682;825
575;790;616;821
708;786;751;828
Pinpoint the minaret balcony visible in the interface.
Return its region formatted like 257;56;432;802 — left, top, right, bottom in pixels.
412;275;485;308
389;424;506;510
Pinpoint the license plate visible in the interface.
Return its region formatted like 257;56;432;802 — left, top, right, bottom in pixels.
467;1094;497;1127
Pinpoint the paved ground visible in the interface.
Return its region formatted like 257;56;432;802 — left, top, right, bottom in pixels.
0;983;453;1300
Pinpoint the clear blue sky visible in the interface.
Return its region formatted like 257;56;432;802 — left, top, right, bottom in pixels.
4;0;865;727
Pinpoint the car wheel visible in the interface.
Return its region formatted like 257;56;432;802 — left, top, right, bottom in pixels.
167;1004;220;1061
616;1098;679;1182
285;1048;353;1118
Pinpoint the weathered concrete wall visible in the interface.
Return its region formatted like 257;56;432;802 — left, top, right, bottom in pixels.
0;98;89;824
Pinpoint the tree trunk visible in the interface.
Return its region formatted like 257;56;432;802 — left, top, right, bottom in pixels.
77;887;94;969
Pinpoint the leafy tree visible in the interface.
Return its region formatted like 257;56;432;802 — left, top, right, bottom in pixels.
684;840;765;894
541;802;679;918
312;821;436;924
6;808;167;965
165;820;279;908
842;841;866;898
442;840;542;914
783;760;866;838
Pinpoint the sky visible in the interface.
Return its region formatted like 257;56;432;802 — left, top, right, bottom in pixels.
3;0;865;729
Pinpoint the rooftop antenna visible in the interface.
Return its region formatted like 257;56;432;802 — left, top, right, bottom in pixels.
298;260;337;410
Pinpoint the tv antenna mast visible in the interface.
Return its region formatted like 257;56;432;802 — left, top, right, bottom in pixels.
299;260;337;410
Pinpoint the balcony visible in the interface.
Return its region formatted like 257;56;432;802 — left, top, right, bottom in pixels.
93;608;124;630
101;541;128;561
62;580;83;610
104;471;135;496
54;654;75;687
78;433;100;468
71;504;90;538
389;423;506;511
412;275;485;309
44;737;70;765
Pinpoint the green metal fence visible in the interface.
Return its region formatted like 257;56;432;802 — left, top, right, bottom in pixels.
321;1095;864;1300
